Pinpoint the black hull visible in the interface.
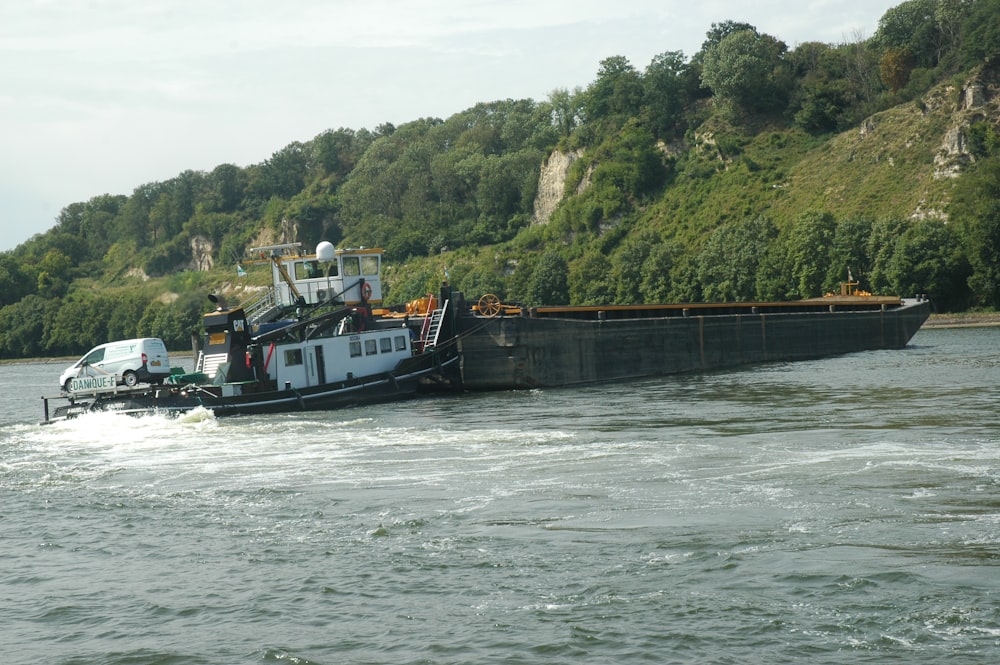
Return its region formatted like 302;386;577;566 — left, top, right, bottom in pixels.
46;354;460;422
456;299;931;389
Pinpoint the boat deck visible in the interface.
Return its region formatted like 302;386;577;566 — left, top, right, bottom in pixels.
500;297;910;321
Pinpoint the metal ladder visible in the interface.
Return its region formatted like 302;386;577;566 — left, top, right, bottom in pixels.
421;300;448;349
243;286;281;324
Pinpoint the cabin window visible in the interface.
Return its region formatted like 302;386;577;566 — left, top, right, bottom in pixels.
361;256;379;275
294;261;321;280
349;341;362;358
380;337;393;353
365;339;378;356
394;335;407;351
284;349;303;366
342;256;360;276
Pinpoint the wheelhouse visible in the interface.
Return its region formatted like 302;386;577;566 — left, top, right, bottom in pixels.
248;242;383;309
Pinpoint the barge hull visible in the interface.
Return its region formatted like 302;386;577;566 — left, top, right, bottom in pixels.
457;299;930;389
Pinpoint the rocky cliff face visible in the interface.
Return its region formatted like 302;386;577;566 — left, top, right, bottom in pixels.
532;149;586;224
248;218;299;252
190;235;214;272
934;65;1000;178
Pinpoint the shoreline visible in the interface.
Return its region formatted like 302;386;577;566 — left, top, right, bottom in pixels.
923;313;1000;328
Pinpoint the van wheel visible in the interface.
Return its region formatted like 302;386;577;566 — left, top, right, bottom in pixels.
63;379;72;392
122;371;139;387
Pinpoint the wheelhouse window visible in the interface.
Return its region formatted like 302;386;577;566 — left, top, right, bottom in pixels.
365;339;378;356
349;341;362;358
284;349;303;366
394;335;407;351
361;255;380;275
380;337;393;353
342;256;360;276
294;261;321;280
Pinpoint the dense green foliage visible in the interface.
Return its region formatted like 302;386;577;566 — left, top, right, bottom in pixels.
2;1;1000;359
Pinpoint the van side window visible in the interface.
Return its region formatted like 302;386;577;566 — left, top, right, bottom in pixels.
84;348;105;364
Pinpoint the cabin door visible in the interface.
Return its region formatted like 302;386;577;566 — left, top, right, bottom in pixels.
308;346;327;386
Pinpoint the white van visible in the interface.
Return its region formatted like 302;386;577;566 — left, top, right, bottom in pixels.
60;338;171;392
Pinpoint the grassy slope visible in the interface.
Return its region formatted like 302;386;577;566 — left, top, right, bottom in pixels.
635;75;969;248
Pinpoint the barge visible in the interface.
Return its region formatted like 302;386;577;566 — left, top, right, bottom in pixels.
454;290;931;389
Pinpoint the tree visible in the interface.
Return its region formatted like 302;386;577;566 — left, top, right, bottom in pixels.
936;0;976;66
829;216;876;291
784;211;836;298
949;156;1000;307
0;254;31;307
78;194;127;261
584;56;644;127
250;142;310;201
117;183;162;248
527;251;569;305
36;249;73;299
312;128;366;181
136;292;205;349
568;251;615;304
960;0;1000;67
880;48;916;91
867;217;908;295
44;290;109;356
696;216;778;301
548;87;584;136
873;0;940;69
611;233;658;304
639;240;684;303
643;51;689;139
205;163;247;213
886;218;971;309
0;295;58;358
700;29;790;115
696;21;758;62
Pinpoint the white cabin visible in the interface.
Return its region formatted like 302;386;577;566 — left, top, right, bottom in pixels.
266;327;413;389
245;241;384;323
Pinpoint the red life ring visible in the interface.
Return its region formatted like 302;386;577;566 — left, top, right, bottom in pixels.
361;282;373;300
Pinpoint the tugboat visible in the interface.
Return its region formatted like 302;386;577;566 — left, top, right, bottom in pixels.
42;242;461;422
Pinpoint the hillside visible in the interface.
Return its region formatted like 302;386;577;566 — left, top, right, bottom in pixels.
3;3;1000;358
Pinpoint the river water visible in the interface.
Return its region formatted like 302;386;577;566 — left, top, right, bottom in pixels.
1;326;998;664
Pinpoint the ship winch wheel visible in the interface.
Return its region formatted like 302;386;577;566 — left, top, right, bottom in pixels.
122;371;139;387
479;294;502;317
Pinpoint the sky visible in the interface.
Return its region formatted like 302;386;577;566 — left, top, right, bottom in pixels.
1;0;902;252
